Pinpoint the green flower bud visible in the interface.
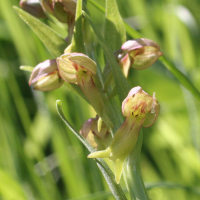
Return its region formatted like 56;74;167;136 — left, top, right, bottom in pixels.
20;0;47;18
80;116;112;150
88;86;160;183
29;59;64;91
121;38;163;70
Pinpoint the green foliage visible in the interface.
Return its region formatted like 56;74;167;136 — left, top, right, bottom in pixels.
0;0;200;200
13;6;67;58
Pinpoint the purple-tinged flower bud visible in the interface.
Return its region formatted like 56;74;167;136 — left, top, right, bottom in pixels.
88;86;160;183
80;116;112;150
121;38;163;71
20;0;47;18
57;53;96;83
29;59;64;91
57;53;113;128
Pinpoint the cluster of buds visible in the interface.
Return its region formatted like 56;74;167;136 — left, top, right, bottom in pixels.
118;38;163;77
80;116;112;150
29;59;64;91
88;86;160;183
27;38;161;184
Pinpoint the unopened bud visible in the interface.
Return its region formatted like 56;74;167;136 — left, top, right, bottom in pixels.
41;0;77;23
40;0;54;15
29;59;64;91
20;0;47;18
80;116;112;150
57;53;113;128
57;53;96;83
59;0;77;16
121;38;162;70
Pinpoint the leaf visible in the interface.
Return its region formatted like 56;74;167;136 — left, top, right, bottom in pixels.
56;100;127;200
13;6;67;58
83;11;131;103
71;0;85;53
104;0;126;51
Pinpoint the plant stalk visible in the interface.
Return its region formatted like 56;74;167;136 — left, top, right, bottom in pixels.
123;129;149;200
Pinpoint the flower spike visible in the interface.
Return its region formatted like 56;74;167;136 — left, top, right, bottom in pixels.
88;86;160;183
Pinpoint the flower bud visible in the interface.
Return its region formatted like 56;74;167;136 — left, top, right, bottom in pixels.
121;38;163;70
57;53;113;128
53;1;70;23
40;0;77;23
88;86;160;183
29;59;64;91
57;53;96;83
40;0;54;15
80;116;112;150
20;0;47;18
59;0;77;16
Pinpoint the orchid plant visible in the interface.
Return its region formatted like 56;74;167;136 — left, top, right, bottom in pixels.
15;0;200;199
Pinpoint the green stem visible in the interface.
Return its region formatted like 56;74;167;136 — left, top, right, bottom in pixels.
123;129;149;200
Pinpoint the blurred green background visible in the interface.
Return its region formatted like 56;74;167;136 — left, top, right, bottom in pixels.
0;0;200;199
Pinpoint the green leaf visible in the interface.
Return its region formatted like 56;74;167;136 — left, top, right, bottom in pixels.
56;100;127;200
13;6;67;58
71;0;85;53
104;0;126;51
83;11;131;103
146;182;200;196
